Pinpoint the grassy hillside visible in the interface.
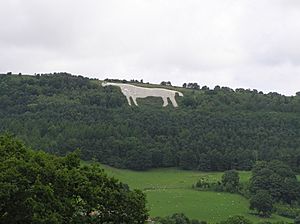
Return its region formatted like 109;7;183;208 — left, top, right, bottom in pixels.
99;166;250;189
98;164;294;223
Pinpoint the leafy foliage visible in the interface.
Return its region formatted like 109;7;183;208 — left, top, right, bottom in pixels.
153;213;204;224
250;190;273;217
218;215;252;224
194;170;240;193
249;161;300;204
1;73;300;171
221;170;240;193
0;134;148;224
295;216;300;224
275;204;300;219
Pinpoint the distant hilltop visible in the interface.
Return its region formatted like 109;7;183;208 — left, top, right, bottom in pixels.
3;72;299;96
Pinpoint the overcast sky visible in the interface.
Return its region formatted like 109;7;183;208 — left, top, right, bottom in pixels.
1;0;300;95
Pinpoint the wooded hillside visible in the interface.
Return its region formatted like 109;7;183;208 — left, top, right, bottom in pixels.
1;73;300;171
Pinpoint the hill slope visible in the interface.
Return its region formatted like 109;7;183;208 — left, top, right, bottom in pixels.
1;72;300;171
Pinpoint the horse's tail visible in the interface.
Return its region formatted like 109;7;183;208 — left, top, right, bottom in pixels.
176;91;184;97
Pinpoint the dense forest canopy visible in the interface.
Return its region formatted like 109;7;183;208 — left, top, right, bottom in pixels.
1;72;300;171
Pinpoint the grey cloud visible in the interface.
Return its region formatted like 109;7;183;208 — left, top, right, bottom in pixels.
1;0;300;95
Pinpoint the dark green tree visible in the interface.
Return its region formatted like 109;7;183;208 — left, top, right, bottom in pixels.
0;135;148;224
218;215;252;224
221;170;240;193
295;216;300;224
250;161;300;203
179;150;198;170
249;190;273;217
153;213;204;224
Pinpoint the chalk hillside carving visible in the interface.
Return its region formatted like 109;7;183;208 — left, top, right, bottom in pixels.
102;82;184;107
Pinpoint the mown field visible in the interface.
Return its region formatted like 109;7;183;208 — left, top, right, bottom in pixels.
97;165;296;223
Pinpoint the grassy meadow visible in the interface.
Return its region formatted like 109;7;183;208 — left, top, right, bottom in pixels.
96;164;296;223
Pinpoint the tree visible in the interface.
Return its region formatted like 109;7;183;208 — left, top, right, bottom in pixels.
218;215;252;224
282;177;300;204
186;83;200;90
160;81;172;86
221;170;240;193
249;161;300;203
295;216;300;224
125;148;152;170
249;190;273;217
197;153;211;171
214;85;221;91
169;213;190;224
153;213;203;224
201;85;209;90
0;135;148;224
179;150;198;170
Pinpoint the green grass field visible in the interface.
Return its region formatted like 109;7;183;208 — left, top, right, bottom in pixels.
96;165;295;223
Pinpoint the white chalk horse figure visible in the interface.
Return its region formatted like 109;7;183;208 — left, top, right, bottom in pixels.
102;82;183;107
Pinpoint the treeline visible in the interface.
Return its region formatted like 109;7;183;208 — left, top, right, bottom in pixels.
194;161;300;219
1;73;300;171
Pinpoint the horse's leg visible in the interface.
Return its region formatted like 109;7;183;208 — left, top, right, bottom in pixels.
132;97;139;106
162;97;168;107
169;96;178;107
125;95;132;106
